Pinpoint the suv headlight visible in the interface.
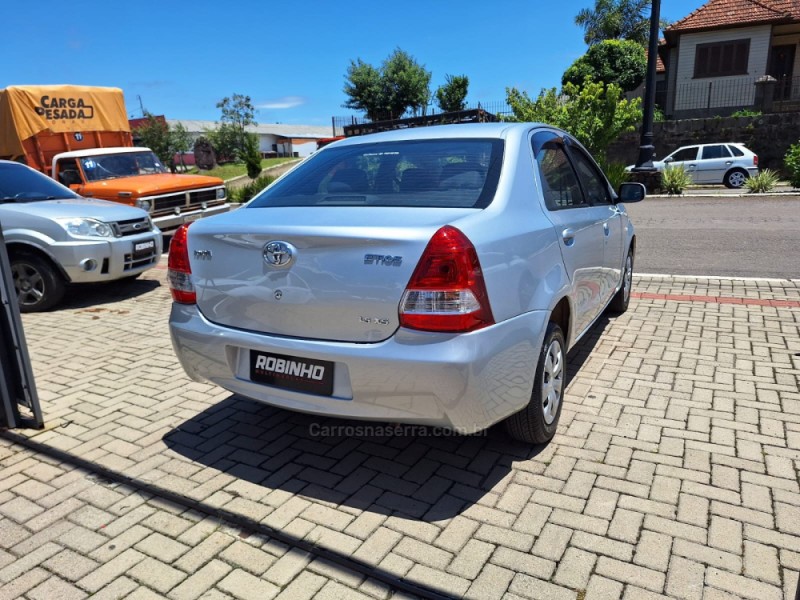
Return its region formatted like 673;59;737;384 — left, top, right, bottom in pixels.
57;218;114;238
216;188;226;200
136;199;152;212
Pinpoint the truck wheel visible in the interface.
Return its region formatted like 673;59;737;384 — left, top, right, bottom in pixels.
10;253;66;312
504;322;566;444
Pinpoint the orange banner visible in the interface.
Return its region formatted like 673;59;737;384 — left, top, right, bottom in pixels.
0;85;130;158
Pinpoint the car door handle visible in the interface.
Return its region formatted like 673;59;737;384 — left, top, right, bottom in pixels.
725;161;732;165
562;228;575;246
603;222;610;236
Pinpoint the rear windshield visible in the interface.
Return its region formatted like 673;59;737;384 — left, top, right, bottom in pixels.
248;138;504;209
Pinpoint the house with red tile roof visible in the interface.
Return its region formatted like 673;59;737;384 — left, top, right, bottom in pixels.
659;0;800;118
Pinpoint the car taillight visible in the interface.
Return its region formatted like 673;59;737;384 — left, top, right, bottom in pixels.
399;226;494;333
753;155;758;166
168;223;196;304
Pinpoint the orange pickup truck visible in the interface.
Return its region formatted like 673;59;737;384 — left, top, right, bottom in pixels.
0;85;228;231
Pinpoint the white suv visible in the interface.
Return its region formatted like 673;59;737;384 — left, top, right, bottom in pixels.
628;143;759;188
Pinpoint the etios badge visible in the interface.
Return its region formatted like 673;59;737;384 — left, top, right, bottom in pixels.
263;241;296;267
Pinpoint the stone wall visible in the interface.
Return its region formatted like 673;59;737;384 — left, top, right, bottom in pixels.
607;112;800;172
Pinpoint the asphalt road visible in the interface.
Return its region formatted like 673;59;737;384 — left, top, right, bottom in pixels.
625;194;800;279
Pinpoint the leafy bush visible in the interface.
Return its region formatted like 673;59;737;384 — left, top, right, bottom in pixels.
744;168;779;194
600;161;629;190
661;165;691;195
784;142;800;188
228;175;275;203
731;109;762;118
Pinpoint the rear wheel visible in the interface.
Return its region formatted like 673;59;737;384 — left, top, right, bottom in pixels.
10;253;66;312
724;168;748;189
609;247;633;314
504;322;566;444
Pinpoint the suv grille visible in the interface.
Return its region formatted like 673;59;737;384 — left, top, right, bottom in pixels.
111;217;153;237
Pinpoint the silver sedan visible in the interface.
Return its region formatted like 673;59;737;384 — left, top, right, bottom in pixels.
168;123;644;444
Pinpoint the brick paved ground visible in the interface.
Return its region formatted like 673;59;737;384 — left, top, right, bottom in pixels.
0;263;798;599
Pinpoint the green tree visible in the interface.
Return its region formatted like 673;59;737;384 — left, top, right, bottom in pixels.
343;48;432;121
170;122;192;170
133;112;172;167
562;39;646;91
206;123;239;163
243;132;263;179
506;79;642;159
575;0;666;46
215;93;256;158
435;75;469;112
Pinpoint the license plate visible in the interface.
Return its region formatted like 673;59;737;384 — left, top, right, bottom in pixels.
250;351;334;396
132;239;155;258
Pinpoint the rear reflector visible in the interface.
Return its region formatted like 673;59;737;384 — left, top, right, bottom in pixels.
168;223;196;304
399;226;494;333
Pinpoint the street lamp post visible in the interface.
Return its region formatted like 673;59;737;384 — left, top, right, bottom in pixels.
633;0;662;171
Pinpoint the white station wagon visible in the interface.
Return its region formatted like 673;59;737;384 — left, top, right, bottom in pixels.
168;124;645;444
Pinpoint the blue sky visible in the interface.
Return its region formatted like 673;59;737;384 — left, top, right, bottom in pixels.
3;0;702;129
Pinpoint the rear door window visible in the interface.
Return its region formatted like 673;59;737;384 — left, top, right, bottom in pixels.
567;144;613;205
701;145;731;159
248;139;504;209
532;132;587;210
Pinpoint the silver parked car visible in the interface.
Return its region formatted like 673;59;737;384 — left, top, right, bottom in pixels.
627;142;759;188
0;160;162;312
168;124;645;443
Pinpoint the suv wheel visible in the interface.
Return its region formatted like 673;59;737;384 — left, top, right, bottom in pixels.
10;253;66;312
724;169;748;189
504;322;565;444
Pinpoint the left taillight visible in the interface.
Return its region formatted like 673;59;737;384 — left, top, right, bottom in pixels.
168;223;195;304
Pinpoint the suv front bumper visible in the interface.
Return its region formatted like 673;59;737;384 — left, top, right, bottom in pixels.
54;231;163;283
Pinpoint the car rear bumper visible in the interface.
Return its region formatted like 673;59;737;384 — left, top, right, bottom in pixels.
55;233;163;283
169;304;550;433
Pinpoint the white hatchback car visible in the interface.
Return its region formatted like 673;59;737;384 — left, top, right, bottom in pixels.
628;142;759;188
169;124;645;444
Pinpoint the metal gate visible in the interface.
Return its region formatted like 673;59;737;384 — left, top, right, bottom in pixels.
0;224;43;429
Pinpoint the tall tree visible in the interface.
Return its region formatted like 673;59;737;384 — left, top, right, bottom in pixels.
343;48;432;121
133;112;172;168
575;0;659;46
562;39;647;91
216;93;256;158
170;122;192;170
435;75;469;112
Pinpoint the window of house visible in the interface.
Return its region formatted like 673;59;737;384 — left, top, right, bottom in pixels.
694;39;750;78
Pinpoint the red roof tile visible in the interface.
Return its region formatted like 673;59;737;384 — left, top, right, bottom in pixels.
666;0;800;34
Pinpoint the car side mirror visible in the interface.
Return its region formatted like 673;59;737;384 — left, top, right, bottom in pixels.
617;182;646;203
663;156;673;163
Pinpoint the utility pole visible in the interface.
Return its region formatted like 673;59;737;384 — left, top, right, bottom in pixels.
137;95;146;117
633;0;662;171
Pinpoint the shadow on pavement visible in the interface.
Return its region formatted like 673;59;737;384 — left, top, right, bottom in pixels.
163;315;610;522
57;277;161;310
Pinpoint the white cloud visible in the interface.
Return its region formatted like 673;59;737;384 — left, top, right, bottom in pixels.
256;96;306;110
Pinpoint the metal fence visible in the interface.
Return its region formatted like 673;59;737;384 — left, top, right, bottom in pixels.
332;101;513;137
673;75;800;116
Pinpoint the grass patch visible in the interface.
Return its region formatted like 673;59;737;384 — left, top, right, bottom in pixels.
194;157;298;180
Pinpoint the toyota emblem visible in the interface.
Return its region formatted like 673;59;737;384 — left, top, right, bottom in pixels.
263;241;295;267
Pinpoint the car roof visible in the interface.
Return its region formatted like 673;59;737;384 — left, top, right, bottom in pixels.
328;122;552;147
54;147;155;160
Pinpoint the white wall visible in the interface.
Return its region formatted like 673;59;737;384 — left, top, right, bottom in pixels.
674;25;771;110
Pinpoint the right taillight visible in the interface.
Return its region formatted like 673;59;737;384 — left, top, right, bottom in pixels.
399;225;494;333
753;154;758;166
168;223;196;304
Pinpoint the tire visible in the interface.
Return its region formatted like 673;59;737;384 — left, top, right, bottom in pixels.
609;247;634;314
504;322;566;444
10;252;66;313
724;168;748;189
